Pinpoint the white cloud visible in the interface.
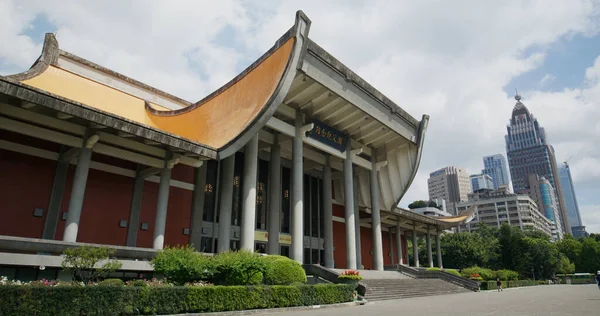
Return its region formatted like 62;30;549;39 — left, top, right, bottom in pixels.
1;0;600;226
540;74;556;86
580;205;600;234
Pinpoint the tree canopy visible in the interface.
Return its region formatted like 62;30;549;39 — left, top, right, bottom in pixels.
428;224;600;279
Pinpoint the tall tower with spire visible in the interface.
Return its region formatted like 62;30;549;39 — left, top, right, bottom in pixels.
505;92;571;236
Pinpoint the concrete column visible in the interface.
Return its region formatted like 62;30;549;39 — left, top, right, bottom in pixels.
63;133;98;242
126;165;145;247
436;229;443;269
426;226;433;268
323;156;334;268
353;173;362;269
189;163;207;251
267;135;282;255
412;224;419;268
370;153;384;271
153;156;174;250
344;141;357;270
241;135;259;251
389;227;394;266
43;147;69;240
396;226;403;265
291;109;304;263
217;155;235;253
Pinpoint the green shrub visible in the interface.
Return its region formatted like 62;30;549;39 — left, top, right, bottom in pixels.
212;250;266;285
151;245;213;285
444;269;461;277
495;269;519;281
426;267;441;271
460;266;495;280
0;284;353;315
61;246;122;284
261;255;307;285
97;278;124;287
126;279;148;287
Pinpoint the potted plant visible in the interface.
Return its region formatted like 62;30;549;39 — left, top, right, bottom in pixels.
338;270;363;289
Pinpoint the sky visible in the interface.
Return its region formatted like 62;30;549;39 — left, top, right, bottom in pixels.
1;0;600;233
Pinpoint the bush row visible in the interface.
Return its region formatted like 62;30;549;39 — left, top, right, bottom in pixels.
0;284;353;316
426;267;461;277
479;280;538;290
460;266;519;281
151;247;307;286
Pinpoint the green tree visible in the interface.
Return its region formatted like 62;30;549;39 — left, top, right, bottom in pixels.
556;255;575;277
556;235;582;267
61;246;123;283
408;200;427;209
578;238;600;273
440;232;487;269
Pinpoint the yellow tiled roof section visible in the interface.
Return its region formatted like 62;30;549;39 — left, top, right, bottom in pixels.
146;38;294;149
22;38;294;149
23;66;170;125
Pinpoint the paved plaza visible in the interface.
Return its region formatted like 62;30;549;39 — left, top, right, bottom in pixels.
272;285;600;316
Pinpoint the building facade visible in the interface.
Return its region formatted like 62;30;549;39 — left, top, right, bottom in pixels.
519;175;563;240
505;93;570;234
482;154;510;190
457;188;553;237
428;166;471;214
0;12;477;281
470;174;494;192
558;162;587;237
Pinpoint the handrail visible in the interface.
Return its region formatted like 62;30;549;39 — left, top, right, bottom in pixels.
302;264;367;296
395;264;479;292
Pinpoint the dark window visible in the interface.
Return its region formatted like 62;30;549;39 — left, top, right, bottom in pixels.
232;152;244;226
203;160;218;222
256;159;269;230
281;167;291;233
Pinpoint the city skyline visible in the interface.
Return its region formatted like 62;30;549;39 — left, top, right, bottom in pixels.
1;1;599;233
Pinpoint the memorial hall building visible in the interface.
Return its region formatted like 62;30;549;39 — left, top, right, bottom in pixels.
0;11;474;280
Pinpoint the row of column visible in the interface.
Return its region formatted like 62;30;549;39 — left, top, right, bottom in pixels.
43;130;184;250
213;109;384;269
42;117;442;272
403;225;443;269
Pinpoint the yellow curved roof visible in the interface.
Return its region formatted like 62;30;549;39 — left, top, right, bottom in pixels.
146;38;294;149
20;37;294;151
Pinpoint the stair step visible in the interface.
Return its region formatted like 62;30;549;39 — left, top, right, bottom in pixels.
359;277;472;302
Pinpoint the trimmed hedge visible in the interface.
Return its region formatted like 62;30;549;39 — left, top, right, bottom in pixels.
0;284;353;315
479;280;538;290
261;255;307;285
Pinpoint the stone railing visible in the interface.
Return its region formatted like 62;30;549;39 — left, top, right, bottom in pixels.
302;264;367;296
395;264;479;292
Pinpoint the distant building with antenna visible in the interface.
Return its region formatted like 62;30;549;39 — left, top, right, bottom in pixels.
505;92;570;236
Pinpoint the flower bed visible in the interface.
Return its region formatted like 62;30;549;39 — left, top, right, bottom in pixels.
0;283;354;315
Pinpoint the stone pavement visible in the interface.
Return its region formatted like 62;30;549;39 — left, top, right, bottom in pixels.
268;285;600;316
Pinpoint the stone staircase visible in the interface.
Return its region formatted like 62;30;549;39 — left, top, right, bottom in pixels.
362;278;471;301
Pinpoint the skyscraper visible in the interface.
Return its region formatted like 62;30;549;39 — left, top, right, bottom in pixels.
482;154;510;190
428;166;471;214
505;93;570;234
558;162;587;237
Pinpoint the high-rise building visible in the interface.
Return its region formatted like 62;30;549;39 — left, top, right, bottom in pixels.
505;93;570;234
558;162;587;237
470;174;494;192
521;175;564;240
428;166;471;214
482;154;510;190
457;187;553;237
